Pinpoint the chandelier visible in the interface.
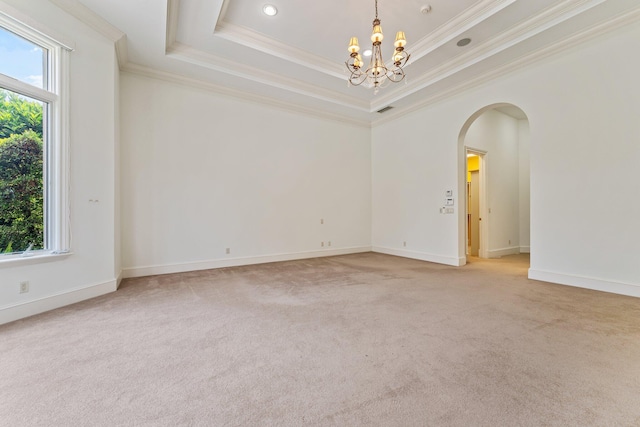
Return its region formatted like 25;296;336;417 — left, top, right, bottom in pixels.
346;0;410;93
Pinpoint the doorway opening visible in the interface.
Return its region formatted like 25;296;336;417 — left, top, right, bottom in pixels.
457;103;530;267
466;149;486;258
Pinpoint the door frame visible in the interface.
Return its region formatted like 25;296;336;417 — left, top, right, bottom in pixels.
465;148;488;259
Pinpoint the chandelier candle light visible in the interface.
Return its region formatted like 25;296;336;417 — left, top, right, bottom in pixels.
346;0;410;92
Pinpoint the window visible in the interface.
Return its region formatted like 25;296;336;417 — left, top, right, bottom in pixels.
0;12;70;260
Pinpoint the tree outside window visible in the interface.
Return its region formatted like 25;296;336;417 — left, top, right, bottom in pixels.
0;89;44;253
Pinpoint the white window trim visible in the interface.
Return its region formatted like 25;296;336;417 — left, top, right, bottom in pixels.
0;5;73;265
0;2;74;52
0;251;71;269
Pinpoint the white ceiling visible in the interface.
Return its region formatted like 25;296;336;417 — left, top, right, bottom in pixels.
52;0;640;125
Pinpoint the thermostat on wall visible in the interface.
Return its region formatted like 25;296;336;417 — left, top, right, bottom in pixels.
445;197;454;206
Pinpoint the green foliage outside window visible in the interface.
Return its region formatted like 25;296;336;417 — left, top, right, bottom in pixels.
0;89;44;253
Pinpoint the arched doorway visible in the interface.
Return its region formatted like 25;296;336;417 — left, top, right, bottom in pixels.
457;104;530;264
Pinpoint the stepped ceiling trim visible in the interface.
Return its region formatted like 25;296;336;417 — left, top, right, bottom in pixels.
121;63;371;128
373;0;610;110
48;0;640;123
372;5;640;126
163;0;619;113
210;0;518;81
166;42;370;111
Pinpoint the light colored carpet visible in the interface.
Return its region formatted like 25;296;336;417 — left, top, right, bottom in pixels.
1;253;639;426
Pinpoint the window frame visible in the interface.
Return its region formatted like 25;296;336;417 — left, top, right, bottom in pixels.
0;8;72;265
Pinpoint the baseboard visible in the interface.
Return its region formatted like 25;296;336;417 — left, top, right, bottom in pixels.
122;246;373;279
0;279;118;325
372;246;465;267
487;246;521;258
528;269;640;298
116;270;123;288
520;246;530;253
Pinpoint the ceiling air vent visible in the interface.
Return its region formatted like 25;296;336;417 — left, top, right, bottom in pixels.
377;106;394;113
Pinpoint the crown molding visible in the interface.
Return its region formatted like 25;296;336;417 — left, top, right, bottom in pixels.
165;0;179;50
166;0;370;112
121;62;371;128
170;0;347;91
372;0;608;110
217;0;230;27
408;0;517;64
49;0;128;66
214;22;346;80
114;36;128;68
166;42;370;112
372;4;640;127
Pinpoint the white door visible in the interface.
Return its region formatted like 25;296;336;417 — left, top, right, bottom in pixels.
470;170;480;256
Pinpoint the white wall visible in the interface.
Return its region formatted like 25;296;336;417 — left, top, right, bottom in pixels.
114;50;122;282
0;0;119;323
464;109;521;257
120;73;372;277
372;103;463;265
519;120;531;253
373;21;640;296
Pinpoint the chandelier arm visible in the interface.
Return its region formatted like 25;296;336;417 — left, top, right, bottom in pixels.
349;72;368;86
387;67;405;83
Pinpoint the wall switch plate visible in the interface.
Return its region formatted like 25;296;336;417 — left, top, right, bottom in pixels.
445;208;454;214
19;281;29;293
445;197;454;206
446;190;453;197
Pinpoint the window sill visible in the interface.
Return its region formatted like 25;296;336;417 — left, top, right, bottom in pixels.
0;252;72;269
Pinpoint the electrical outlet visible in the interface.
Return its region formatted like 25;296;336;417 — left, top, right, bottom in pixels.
19;281;29;294
509;240;511;245
225;248;230;254
320;218;324;224
403;241;407;247
321;242;324;247
328;241;331;247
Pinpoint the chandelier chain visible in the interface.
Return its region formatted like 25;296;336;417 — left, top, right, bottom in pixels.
375;0;378;19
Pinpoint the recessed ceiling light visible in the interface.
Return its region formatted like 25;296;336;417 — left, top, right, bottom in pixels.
457;38;472;47
363;49;372;57
263;4;278;16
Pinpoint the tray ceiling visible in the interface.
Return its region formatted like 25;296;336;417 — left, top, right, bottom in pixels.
53;0;640;125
